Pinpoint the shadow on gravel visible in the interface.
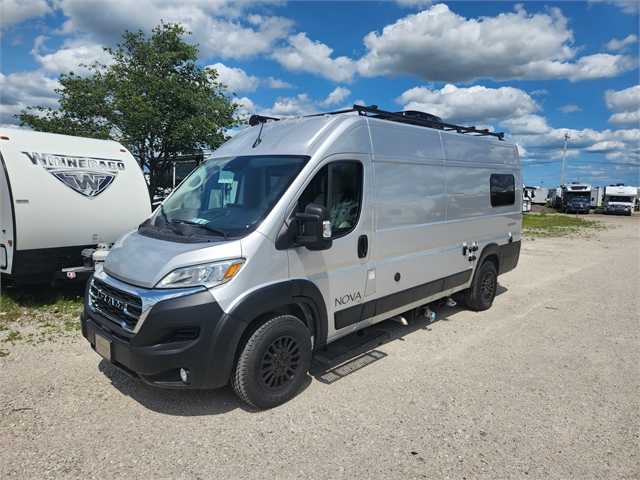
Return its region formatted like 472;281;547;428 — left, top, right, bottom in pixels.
97;361;249;415
97;359;313;415
311;287;510;384
95;285;508;415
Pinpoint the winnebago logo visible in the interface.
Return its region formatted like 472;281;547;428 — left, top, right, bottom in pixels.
22;151;126;199
335;292;362;307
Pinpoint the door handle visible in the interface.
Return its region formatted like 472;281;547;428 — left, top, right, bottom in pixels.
358;235;368;258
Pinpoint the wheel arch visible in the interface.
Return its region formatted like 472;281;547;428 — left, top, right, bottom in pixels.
477;243;500;273
226;279;328;352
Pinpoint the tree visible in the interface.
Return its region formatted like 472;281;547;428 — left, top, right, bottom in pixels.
17;22;239;200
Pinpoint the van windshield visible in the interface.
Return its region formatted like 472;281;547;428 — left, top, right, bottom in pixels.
608;196;633;202
566;192;589;202
148;155;309;240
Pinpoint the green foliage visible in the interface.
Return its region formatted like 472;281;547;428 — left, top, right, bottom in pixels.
0;284;84;324
522;213;604;238
17;22;240;199
0;284;85;348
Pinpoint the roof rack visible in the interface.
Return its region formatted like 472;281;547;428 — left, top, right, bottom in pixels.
248;104;505;140
353;105;504;140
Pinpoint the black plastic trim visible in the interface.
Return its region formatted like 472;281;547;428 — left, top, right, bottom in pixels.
3;244;96;284
82;289;247;389
226;279;328;349
498;240;521;275
334;270;472;330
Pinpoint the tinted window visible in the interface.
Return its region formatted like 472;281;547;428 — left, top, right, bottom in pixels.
298;161;363;238
491;174;515;207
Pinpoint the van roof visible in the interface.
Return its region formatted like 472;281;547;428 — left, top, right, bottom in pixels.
249;104;505;140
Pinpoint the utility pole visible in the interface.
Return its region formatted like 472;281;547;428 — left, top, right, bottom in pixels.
560;131;570;186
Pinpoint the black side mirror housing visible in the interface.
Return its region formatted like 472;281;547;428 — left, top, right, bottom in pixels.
294;204;333;251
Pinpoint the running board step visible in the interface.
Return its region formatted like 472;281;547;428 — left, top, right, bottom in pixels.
313;329;389;370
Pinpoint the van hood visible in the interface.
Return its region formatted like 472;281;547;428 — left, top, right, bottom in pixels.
103;229;242;289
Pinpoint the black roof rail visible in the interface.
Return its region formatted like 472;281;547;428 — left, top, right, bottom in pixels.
247;105;505;140
248;114;280;126
353;104;505;140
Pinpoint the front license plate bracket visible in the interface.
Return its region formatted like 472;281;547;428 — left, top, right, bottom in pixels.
94;333;112;361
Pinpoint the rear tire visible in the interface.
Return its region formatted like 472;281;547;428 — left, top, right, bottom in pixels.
464;261;498;311
231;315;312;408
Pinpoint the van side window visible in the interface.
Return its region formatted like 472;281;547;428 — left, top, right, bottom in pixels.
490;174;515;207
298;162;363;238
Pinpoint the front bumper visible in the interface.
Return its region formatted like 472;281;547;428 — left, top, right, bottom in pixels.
566;204;589;213
81;274;247;389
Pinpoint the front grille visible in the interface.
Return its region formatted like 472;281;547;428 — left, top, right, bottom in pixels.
89;278;142;332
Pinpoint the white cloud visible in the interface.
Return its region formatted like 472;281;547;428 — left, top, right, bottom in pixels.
530;89;549;96
606;34;638;51
209;63;259;93
558;104;583;114
199;15;293;59
232;96;257;120
0;71;60;126
500;115;552;135
396;84;540;125
515;127;640;166
31;36;113;75
357;4;636;83
52;1;292;60
590;0;640;15
272;33;357;83
0;0;53;31
264;77;292;89
606;85;640;127
395;0;434;8
260;94;319;117
320;87;351;107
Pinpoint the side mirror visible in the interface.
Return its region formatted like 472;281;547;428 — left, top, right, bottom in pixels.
294;204;332;250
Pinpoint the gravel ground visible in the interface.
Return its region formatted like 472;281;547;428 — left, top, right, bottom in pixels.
1;214;638;479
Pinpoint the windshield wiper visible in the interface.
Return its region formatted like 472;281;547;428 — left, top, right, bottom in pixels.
159;205;183;236
171;219;230;241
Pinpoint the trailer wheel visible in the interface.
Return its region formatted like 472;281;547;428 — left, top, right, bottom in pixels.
464;261;498;311
231;315;312;408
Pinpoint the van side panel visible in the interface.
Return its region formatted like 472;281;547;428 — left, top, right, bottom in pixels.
443;136;521;277
369;124;448;316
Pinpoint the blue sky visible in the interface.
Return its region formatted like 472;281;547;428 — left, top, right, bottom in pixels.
1;0;639;188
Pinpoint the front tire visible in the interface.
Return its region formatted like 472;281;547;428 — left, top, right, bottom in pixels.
464;261;498;311
232;315;312;408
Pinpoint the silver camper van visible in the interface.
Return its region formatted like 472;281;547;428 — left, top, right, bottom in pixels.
81;106;522;408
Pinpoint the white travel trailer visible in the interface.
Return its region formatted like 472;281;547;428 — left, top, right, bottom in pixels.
590;186;602;209
0;129;151;284
603;184;637;215
81;105;522;408
532;187;549;205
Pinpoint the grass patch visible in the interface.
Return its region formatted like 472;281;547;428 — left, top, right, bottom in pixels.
0;283;85;348
1;283;84;324
523;213;604;238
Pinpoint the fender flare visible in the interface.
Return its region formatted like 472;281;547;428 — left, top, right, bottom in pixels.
226;279;328;347
477;241;521;276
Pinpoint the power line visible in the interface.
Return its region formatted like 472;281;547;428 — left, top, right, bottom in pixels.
523;160;640;167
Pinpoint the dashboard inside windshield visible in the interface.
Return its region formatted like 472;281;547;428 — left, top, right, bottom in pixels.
151;155;309;239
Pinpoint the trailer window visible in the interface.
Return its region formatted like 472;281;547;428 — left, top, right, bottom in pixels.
490;174;515;207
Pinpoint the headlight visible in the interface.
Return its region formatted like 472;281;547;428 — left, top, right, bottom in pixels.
156;259;245;289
